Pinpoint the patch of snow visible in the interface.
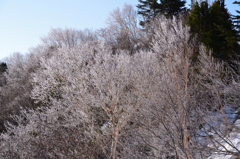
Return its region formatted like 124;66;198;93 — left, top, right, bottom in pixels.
207;115;240;159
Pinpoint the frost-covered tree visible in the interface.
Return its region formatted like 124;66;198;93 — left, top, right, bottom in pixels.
0;28;99;134
41;28;98;49
0;53;36;132
30;40;156;158
98;4;148;55
127;16;240;158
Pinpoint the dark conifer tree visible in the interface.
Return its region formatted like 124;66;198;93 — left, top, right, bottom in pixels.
159;0;186;18
187;0;238;60
137;0;186;26
137;0;161;26
233;1;240;42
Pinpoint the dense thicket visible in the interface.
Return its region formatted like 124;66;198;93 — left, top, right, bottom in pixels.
0;3;240;159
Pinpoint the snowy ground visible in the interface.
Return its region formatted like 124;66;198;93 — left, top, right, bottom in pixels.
207;107;240;159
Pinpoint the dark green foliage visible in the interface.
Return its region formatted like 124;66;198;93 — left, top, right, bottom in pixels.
159;0;186;18
137;0;186;26
233;1;240;42
187;0;239;60
137;0;161;26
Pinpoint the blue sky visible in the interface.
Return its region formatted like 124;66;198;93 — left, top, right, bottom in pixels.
0;0;239;61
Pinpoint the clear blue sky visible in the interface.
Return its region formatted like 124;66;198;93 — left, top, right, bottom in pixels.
0;0;239;61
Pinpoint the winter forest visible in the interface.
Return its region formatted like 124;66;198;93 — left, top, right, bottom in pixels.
0;0;240;158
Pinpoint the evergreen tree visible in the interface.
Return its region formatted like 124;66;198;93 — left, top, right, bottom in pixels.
137;0;161;26
187;0;238;60
137;0;186;26
159;0;186;18
233;1;240;42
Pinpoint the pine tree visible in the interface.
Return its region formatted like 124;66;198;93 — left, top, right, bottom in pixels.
137;0;161;26
233;1;240;42
137;0;186;26
159;0;186;18
187;0;238;60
